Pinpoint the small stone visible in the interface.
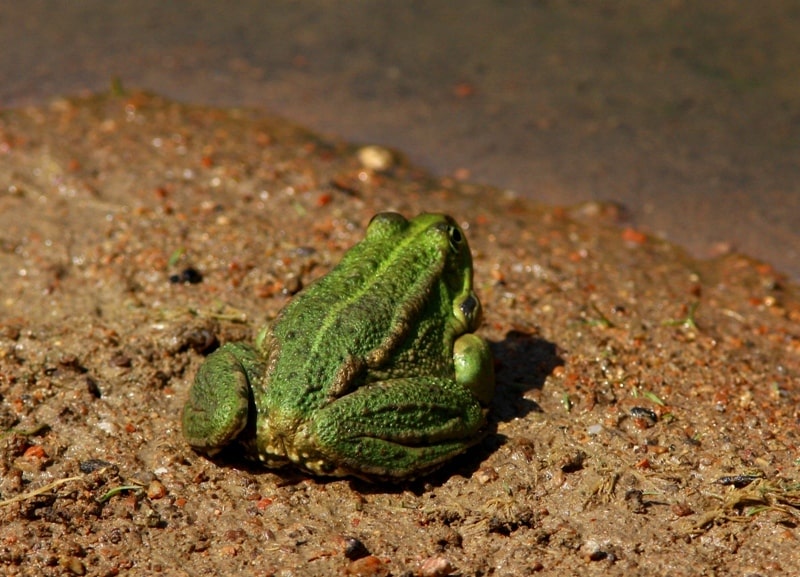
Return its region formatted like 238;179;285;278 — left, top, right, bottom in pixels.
59;556;86;575
147;479;167;499
419;556;454;576
79;459;115;474
169;266;203;284
356;145;394;171
343;536;369;560
345;555;388;576
474;466;499;484
109;353;132;368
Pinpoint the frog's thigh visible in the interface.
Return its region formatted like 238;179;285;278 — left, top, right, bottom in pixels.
182;342;262;453
453;333;495;405
307;377;485;477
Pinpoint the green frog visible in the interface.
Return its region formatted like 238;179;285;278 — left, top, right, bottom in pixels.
182;212;495;480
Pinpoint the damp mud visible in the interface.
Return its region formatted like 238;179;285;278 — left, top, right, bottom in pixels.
1;93;798;576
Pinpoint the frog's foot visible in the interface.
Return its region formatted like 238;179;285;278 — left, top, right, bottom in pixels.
298;377;487;480
182;342;263;455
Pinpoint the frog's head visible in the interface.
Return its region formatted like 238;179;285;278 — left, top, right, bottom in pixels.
367;212;482;337
428;214;483;337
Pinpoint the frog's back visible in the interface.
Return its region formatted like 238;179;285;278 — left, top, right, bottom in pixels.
265;214;451;413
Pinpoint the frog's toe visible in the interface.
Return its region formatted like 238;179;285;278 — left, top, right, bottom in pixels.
182;343;258;454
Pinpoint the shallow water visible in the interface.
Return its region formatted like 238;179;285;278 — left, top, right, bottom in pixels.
2;1;798;278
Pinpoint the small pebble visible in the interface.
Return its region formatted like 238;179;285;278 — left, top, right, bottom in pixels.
59;556;85;575
79;459;115;474
169;267;203;284
419;556;454;576
109;353;132;368
185;328;218;354
628;406;658;424
343;536;369;560
586;423;603;435
474;466;499;484
357;145;394;172
345;555;388;576
147;480;167;499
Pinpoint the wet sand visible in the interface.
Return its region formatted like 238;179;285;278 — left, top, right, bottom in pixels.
0;91;798;577
1;1;798;278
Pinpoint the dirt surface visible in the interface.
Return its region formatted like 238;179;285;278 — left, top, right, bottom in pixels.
1;93;799;576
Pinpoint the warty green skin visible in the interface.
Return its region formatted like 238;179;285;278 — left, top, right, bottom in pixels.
182;212;495;481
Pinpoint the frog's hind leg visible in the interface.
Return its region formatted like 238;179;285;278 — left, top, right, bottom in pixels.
302;377;487;480
182;342;264;455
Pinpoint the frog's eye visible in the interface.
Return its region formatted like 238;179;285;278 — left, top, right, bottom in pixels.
367;212;408;239
460;294;478;320
448;225;464;251
458;293;483;331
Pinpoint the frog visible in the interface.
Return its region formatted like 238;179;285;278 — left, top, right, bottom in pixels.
182;212;495;481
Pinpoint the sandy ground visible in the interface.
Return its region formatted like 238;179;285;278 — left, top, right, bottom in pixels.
1;2;799;280
1;94;799;576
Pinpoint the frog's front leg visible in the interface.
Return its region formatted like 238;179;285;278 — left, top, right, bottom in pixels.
182;342;265;454
298;377;488;479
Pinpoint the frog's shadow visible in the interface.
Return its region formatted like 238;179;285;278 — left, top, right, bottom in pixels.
488;329;563;424
204;330;562;494
426;331;561;488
